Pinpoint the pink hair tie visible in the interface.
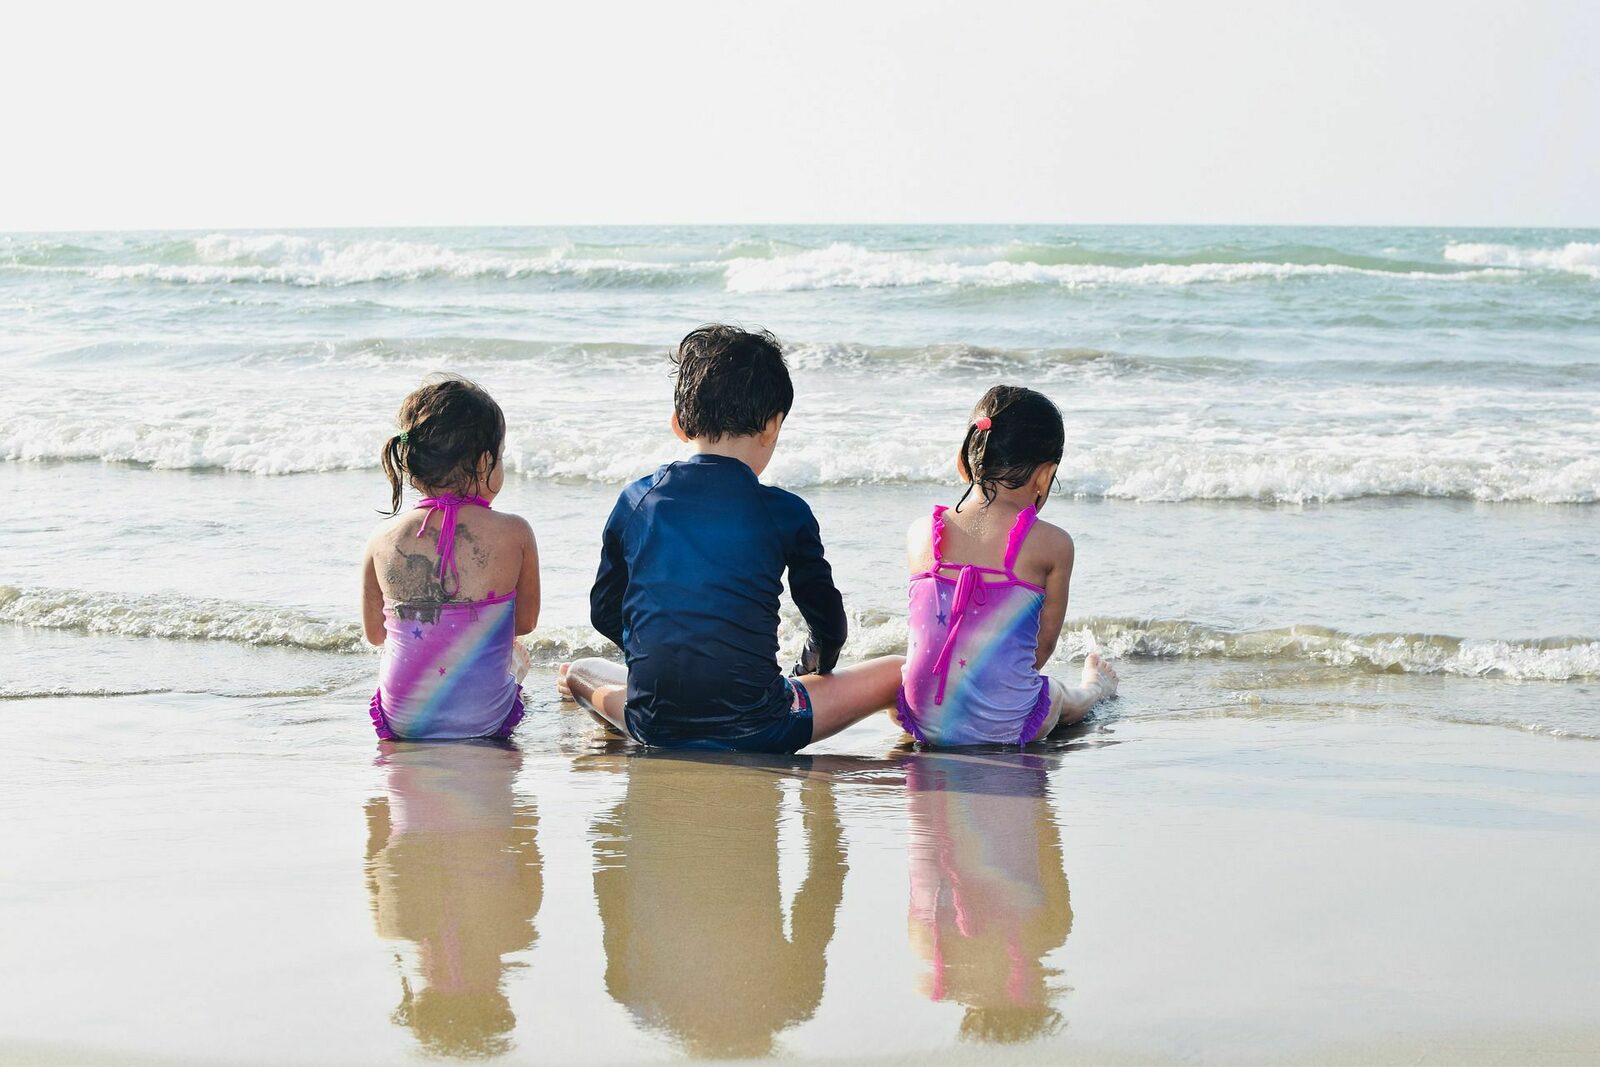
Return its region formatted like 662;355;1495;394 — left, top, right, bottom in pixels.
974;416;992;431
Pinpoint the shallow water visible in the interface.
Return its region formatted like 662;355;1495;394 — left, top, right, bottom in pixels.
4;695;1598;1064
4;224;1599;1061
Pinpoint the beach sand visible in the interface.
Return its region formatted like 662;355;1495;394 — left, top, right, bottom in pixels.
4;680;1597;1065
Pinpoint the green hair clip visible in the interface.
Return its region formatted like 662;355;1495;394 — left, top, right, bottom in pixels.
398;431;409;444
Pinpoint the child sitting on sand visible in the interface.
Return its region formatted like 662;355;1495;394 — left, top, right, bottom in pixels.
559;324;903;752
362;376;540;740
895;386;1116;746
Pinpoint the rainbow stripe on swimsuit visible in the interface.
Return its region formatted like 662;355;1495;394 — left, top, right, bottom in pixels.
369;495;524;741
898;505;1052;747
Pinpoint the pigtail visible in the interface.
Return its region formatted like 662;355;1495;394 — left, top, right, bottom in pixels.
381;434;408;515
954;422;981;512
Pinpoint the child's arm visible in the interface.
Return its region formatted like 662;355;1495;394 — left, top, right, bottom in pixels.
513;518;541;636
1033;526;1075;670
787;507;848;675
361;541;386;646
589;495;630;649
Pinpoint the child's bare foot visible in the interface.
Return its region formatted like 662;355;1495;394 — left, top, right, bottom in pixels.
1082;651;1119;699
562;665;602;709
556;662;575;701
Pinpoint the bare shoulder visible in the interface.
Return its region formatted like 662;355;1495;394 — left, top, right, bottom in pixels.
366;511;414;552
905;512;934;567
487;509;535;544
1032;516;1074;556
1019;515;1075;579
905;513;930;547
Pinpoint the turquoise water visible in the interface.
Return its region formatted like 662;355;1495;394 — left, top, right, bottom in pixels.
1;225;1597;734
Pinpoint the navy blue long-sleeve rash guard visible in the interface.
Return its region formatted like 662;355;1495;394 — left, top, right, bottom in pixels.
590;453;848;745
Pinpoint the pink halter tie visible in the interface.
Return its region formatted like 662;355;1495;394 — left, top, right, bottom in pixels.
414;494;492;593
929;563;988;705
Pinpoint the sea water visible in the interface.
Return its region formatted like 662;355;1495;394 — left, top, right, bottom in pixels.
1;224;1597;735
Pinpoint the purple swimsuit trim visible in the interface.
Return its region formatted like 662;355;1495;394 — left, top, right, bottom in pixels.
369;689;397;740
1017;678;1054;746
493;688;526;739
369;685;525;741
896;686;930;744
900;679;1051;748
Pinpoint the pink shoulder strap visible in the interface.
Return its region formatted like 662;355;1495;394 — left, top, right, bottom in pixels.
930;505;949;562
1002;505;1039;577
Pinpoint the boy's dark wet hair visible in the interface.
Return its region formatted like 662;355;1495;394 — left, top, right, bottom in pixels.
381;375;507;514
671;324;794;441
955;385;1065;511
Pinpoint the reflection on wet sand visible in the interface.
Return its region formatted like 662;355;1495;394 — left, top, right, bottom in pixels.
905;752;1073;1042
589;753;846;1059
363;741;540;1059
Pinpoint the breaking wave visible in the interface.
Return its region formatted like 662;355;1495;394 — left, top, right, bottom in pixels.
723;243;1516;292
1;232;1549;291
4;586;1594;683
1444;240;1600;279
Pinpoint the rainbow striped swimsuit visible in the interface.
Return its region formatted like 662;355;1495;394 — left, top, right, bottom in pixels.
898;505;1051;747
368;495;525;741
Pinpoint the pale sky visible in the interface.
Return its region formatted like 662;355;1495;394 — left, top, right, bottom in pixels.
2;0;1596;231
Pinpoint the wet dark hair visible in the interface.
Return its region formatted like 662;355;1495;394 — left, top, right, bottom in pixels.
380;375;507;514
671;324;794;441
954;385;1065;511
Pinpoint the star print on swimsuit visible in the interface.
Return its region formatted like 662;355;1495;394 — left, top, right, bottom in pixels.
411;626;423;639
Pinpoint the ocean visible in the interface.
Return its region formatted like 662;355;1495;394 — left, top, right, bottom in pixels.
5;224;1600;1064
2;223;1597;734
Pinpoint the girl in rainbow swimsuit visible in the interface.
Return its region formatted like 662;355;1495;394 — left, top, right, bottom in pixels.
895;386;1117;746
361;376;541;740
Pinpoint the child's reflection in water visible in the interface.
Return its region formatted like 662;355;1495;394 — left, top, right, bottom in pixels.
905;751;1073;1042
588;752;846;1059
363;740;540;1059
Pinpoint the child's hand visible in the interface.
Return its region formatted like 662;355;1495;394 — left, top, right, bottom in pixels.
1082;651;1119;700
555;662;574;701
791;641;822;678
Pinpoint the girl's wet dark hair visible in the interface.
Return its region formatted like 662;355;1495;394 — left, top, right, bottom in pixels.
380;376;507;514
954;385;1065;511
671;324;794;441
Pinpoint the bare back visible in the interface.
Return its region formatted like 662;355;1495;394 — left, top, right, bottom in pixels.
371;505;528;606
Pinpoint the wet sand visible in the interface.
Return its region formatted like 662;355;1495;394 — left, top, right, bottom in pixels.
3;685;1598;1065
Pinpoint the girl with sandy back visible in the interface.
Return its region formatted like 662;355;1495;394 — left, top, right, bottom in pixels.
361;376;540;740
894;386;1117;746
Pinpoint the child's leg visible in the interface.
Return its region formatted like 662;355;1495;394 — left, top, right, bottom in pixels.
798;656;905;744
557;658;630;736
1030;652;1119;741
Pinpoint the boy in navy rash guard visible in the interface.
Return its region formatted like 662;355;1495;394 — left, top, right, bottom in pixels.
559;325;904;753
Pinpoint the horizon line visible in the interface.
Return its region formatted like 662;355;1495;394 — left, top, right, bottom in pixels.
4;219;1599;237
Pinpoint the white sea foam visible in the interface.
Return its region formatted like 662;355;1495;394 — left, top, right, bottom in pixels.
6;586;1592;683
56;233;709;287
3;394;1596;503
6;233;1547;291
723;242;1513;292
1444;240;1600;279
0;585;368;652
1066;620;1600;682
